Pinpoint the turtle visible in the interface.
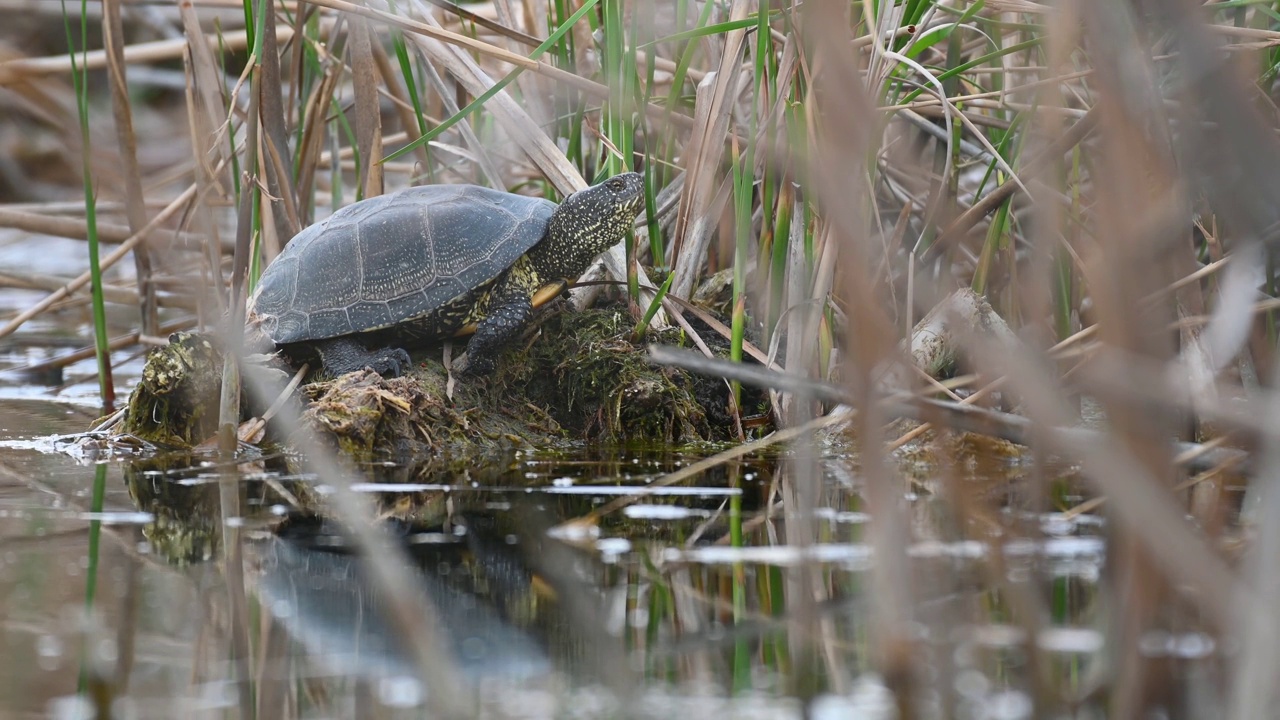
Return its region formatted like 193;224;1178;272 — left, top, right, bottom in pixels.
246;172;645;377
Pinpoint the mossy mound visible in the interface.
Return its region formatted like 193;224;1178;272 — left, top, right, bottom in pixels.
498;304;774;442
495;307;717;443
121;332;228;447
115;306;773;462
295;361;555;462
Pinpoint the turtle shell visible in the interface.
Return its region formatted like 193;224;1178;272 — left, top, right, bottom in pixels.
250;185;556;345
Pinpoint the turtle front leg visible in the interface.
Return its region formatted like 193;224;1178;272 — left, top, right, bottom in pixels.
464;291;532;375
314;337;412;378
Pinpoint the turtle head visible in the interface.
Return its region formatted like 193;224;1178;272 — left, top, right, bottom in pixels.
538;172;645;280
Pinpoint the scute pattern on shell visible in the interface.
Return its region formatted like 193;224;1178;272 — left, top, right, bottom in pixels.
251;185;557;345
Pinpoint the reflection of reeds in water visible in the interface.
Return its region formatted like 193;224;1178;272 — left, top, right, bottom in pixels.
1;0;1277;715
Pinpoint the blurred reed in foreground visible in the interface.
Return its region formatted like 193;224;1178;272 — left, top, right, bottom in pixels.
3;0;1280;715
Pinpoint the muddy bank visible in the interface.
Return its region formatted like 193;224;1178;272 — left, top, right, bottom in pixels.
114;306;772;462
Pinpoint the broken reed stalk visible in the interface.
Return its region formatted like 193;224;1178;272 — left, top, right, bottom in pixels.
0;270;146;308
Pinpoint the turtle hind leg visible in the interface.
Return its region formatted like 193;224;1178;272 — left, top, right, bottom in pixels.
464;292;532;375
314;337;412;378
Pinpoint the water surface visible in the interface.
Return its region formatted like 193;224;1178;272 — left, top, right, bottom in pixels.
0;287;1129;719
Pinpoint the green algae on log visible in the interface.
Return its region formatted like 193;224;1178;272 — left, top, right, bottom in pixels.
116;308;773;462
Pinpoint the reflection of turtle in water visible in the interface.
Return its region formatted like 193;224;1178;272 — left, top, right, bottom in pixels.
254;515;552;683
247;173;646;376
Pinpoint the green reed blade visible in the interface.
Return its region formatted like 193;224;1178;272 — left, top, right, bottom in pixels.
894;37;1041;105
644;163;663;270
389;1;429;137
76;463;107;696
633;271;675;341
641;12;778;49
384;0;600;164
62;0;113;410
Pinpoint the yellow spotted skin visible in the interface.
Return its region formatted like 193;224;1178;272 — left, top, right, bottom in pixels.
382;254;544;340
248;173;646;376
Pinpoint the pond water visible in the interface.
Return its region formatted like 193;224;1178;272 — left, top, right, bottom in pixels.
0;264;1192;720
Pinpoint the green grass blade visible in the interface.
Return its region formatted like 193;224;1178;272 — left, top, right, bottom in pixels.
602;0;639;297
633;271;675;341
731;144;751;413
241;0;255;56
644;163;663;271
246;0;268;291
62;0;113;410
76;463;107;696
1053;145;1082;341
730;489;749;691
894;36;1041;105
384;0;599;164
768;186;793;339
971;195;1011;294
641;13;776;48
388;1;429;137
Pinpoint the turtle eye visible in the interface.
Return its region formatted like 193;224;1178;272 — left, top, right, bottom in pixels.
608;178;624;191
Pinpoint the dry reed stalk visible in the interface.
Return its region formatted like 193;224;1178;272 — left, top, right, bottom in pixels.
217;19;261;714
102;0;157;337
368;37;431;169
0;184;199;340
404;0;667;326
413;44;505;188
0;270;152;307
1077;3;1239;709
492;0;551;127
305;0;705;134
349;14;384;198
766;2;916;709
258;1;302;244
254;621;293;719
293;57;344;222
178;0;235;193
667;0;749;302
1117;3;1280;715
0;27;278;81
179;0;233;321
0;208;205;248
4;317;197;377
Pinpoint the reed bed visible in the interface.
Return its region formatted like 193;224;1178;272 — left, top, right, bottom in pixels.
1;0;1279;716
